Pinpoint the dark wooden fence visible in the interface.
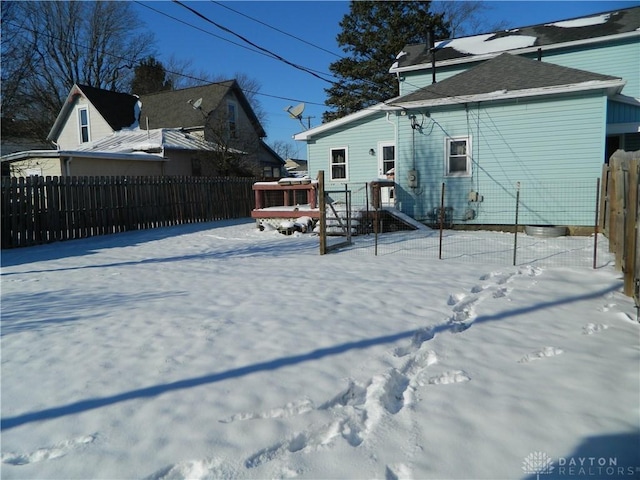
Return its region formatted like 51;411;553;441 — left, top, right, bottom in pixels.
600;150;639;306
1;175;255;249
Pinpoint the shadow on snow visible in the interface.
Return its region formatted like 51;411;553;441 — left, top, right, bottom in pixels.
0;284;620;431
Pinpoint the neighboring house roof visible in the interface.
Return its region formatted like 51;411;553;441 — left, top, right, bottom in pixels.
1;137;54;157
390;52;625;107
285;158;308;171
139;80;266;138
391;6;640;73
53;128;233;161
48;84;140;141
295;53;625;141
260;141;286;166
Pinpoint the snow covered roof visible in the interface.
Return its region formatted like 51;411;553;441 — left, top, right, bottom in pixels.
391;6;640;73
58;128;231;161
388;53;625;108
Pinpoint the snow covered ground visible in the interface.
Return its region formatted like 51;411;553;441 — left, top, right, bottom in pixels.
1;219;638;480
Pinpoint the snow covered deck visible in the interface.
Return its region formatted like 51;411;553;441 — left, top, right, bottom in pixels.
251;179;320;220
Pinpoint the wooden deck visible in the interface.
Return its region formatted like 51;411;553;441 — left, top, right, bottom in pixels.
251;179;320;220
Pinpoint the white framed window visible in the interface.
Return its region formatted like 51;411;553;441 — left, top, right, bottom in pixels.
379;143;395;178
78;107;90;143
330;147;348;181
445;136;471;176
227;101;237;138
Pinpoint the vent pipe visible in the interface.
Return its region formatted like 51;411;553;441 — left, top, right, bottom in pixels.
427;26;437;84
537;47;542;61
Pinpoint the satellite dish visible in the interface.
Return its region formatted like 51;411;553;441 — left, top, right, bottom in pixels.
284;103;305;119
188;97;203;110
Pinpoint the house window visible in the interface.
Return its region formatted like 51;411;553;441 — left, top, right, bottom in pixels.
330;147;348;181
228;102;237;138
445;136;471;176
381;144;395;177
78;107;90;143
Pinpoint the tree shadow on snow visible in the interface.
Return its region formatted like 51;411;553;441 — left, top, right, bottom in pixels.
0;283;621;431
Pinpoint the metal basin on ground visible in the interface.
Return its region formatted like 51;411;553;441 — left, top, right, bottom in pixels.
524;225;568;237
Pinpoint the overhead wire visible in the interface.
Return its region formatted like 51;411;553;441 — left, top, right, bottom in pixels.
171;0;336;85
209;0;343;59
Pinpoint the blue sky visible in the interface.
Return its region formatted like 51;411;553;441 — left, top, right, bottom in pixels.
133;1;638;159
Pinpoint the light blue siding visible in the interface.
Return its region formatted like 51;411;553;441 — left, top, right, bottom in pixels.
533;39;640;99
306;113;396;191
395;92;607;225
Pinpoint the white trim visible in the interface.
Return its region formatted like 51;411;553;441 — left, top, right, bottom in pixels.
444;136;472;177
293;103;393;141
1;150;60;162
77;105;91;144
329;146;349;182
389;31;640;74
377;141;396;178
607;123;640;134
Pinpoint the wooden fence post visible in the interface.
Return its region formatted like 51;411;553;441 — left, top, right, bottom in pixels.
318;170;327;255
624;158;639;297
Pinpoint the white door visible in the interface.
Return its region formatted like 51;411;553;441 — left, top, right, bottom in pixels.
378;143;395;206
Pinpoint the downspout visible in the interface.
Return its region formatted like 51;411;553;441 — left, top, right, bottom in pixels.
65;157;73;176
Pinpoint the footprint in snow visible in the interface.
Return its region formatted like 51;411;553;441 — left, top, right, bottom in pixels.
1;434;96;466
428;370;470;385
599;303;616;312
518;346;564;363
394;328;434;357
145;457;238;480
582;323;608;335
386;463;413;480
220;398;314;424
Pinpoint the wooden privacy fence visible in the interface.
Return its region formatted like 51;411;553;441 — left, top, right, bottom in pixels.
600;150;640;306
1;175;255;249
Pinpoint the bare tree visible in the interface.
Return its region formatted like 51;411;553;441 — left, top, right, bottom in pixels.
2;1;155;140
269;140;299;161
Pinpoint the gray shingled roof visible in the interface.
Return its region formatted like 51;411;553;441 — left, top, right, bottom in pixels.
139;80;265;137
393;6;640;71
393;53;622;104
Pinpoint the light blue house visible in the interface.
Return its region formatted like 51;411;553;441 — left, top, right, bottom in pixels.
295;6;640;228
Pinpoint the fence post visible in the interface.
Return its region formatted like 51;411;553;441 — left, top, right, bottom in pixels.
438;182;445;260
318;170;327;255
624;159;639;297
593;177;600;269
513;182;521;266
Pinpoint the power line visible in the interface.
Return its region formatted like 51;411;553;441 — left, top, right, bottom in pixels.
135;1;336;81
171;0;336;85
209;0;343;59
